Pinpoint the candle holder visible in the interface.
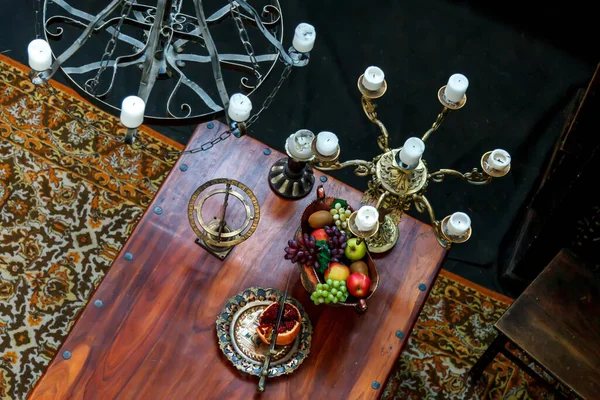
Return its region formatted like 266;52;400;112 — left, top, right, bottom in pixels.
347;211;379;245
125;128;137;145
268;141;315;199
438;215;472;245
28;70;47;86
305;75;510;252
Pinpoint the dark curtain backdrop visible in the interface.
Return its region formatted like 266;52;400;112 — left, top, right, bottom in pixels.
1;0;597;295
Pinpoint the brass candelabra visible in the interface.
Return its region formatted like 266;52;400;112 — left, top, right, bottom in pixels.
269;70;511;253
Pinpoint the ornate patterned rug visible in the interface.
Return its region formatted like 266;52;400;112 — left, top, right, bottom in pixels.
382;269;560;400
0;54;182;399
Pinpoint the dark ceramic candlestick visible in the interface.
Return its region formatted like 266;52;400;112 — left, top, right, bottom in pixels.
268;157;315;199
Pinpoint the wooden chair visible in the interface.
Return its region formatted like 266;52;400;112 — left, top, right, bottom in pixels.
469;248;600;399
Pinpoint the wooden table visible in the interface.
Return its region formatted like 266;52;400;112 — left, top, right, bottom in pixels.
470;248;600;399
30;122;447;399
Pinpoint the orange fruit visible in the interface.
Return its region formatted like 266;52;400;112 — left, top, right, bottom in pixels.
256;302;302;346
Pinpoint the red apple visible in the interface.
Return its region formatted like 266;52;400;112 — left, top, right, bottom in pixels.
324;262;350;281
311;228;328;242
346;272;371;298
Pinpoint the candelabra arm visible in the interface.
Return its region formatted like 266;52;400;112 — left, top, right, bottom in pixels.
312;159;374;177
412;194;451;249
422;107;449;142
38;0;125;82
372;191;395;221
375;191;388;210
362;97;390;152
428;168;492;185
412;194;437;227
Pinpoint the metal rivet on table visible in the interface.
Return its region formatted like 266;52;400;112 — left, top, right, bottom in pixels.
396;330;404;339
371;381;381;390
320;176;328;183
207;121;214;129
418;283;427;291
179;164;188;172
62;351;72;360
263;148;271;155
94;300;103;308
124;252;133;261
154;206;163;215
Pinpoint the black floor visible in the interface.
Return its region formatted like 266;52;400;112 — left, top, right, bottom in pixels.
2;0;598;298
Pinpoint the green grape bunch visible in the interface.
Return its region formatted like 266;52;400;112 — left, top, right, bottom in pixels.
330;203;352;235
310;279;349;305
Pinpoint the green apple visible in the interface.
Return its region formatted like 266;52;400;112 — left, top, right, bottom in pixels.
345;238;367;261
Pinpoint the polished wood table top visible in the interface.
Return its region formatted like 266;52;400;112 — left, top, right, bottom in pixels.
30;122;447;399
496;249;600;399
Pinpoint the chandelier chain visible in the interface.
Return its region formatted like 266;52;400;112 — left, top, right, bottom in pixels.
246;63;292;126
229;0;261;78
85;0;133;95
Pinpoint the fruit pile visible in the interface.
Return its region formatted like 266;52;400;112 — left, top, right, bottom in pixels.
284;199;372;306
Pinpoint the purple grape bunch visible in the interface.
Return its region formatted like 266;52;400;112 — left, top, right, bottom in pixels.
324;226;348;263
284;233;319;268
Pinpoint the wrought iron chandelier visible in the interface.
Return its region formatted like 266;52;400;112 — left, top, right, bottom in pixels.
28;0;314;143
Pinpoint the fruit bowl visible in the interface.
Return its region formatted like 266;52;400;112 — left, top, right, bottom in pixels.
294;186;379;314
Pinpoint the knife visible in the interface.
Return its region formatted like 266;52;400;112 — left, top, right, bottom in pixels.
257;271;293;392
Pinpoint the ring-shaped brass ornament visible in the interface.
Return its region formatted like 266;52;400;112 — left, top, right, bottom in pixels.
187;178;260;248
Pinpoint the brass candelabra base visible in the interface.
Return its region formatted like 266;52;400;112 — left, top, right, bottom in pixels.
268;157;315;199
366;214;399;253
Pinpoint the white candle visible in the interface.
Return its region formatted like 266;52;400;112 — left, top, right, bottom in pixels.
120;96;146;128
361;66;385;91
28;39;52;71
446;212;471;236
444;73;469;104
399;137;425;166
315;131;338;156
227;93;252;122
286;129;315;160
355;206;379;232
488;149;511;171
292;23;316;53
